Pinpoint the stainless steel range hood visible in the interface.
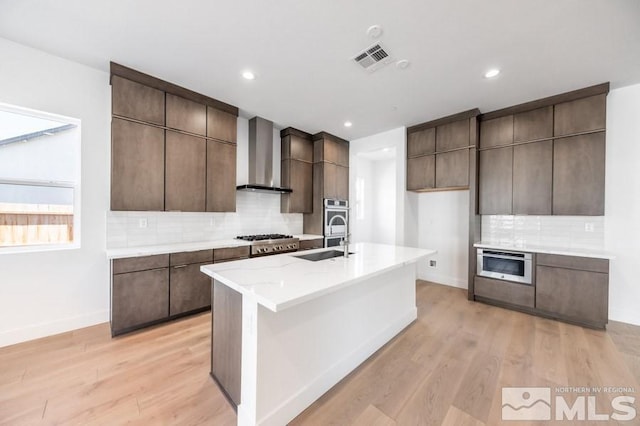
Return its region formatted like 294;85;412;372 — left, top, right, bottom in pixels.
236;116;292;194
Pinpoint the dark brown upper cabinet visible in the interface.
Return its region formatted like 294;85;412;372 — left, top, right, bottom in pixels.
206;140;237;212
207;106;237;143
406;109;479;192
554;94;606;136
281;128;313;213
479;146;513;214
436;119;470;151
512;140;553;215
477;83;608;216
166;93;207;136
111;75;165;125
514;106;553;142
553;133;605;215
407;128;435;157
165;131;206;212
314;133;349;167
479;115;513;148
110;63;239;212
111;118;165;211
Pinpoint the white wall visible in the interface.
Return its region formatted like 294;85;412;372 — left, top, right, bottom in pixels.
416;191;469;288
605;83;640;326
370;158;396;244
0;38;111;347
349;127;407;246
351;157;374;244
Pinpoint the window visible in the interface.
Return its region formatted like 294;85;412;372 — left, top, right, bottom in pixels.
0;103;81;252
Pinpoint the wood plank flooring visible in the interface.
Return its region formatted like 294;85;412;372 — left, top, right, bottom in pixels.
1;281;638;425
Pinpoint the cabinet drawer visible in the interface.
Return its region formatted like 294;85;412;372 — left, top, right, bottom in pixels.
536;265;608;326
299;239;324;250
214;246;250;262
170;250;213;266
474;276;534;308
536;253;609;273
113;254;170;274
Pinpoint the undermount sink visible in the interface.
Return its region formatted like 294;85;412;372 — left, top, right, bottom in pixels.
293;250;355;262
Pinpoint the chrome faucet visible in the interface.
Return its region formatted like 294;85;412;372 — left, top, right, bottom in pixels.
328;213;350;258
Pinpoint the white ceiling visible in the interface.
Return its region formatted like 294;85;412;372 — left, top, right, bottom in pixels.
1;0;639;139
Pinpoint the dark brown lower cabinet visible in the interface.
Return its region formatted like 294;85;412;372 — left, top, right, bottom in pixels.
169;257;213;316
211;280;243;407
474;276;534;308
112;267;169;335
536;253;609;328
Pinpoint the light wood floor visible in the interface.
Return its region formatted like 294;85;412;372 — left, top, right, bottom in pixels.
1;282;639;425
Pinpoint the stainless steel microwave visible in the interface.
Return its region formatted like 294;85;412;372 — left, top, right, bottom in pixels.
477;248;532;285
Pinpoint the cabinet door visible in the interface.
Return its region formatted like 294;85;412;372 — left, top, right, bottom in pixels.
479;115;513;148
207;107;237;143
112;268;169;334
111;118;165;211
479;147;512;214
281;159;312;213
111;76;165;125
554;94;606;136
321;138;349;167
206;141;237;212
323;162;338;199
165;131;206;212
407;128;435;157
513;140;552;215
169;262;211;316
336;165;349;201
166;94;206;135
552;132;605;215
407;155;435;191
436;119;469;151
474;276;534;308
514;106;552;143
536;265;608;327
435;149;469;188
282;135;313;162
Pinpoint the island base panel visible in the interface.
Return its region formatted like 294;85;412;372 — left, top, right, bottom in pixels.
237;264;418;426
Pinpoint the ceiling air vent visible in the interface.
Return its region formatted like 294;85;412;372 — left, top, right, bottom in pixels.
352;43;393;73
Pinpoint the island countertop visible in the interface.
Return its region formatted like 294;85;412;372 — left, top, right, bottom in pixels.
200;242;436;312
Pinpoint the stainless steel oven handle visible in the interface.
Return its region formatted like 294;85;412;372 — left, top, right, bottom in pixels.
480;254;532;261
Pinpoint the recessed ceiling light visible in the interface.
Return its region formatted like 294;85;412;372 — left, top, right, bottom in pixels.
344;121;353;128
242;71;255;80
367;25;383;39
484;68;500;79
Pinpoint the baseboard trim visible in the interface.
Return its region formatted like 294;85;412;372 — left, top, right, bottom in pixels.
418;271;468;289
0;309;109;348
609;306;640;327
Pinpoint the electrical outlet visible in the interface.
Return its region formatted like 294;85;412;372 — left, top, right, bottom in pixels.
139;218;148;229
430;260;437;267
585;222;595;232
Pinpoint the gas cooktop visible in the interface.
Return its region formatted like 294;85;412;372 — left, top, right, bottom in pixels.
236;234;294;242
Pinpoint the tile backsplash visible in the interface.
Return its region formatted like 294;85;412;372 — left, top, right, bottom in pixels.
107;191;303;248
481;215;604;250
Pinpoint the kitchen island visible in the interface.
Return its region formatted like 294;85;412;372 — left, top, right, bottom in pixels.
200;242;435;426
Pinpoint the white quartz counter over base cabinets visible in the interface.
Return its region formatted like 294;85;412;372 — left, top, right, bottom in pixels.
200;242;435;426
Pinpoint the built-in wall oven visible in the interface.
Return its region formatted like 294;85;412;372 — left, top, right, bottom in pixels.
477;249;532;284
324;199;348;248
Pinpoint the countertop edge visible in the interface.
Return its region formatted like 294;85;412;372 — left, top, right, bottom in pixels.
473;242;615;260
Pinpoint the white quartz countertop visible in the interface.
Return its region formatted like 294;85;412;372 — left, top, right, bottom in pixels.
200;242;436;312
106;239;251;259
474;242;615;259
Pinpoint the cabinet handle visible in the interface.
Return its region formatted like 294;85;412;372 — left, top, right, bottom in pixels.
173;264;188;269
